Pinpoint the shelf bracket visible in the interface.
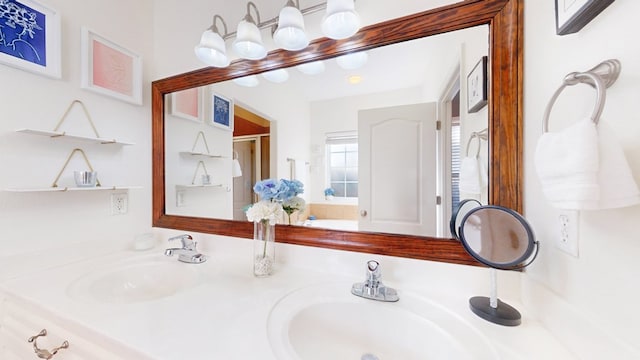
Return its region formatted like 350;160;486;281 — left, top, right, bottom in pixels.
52;148;101;188
53;100;101;138
191;131;211;154
191;160;210;185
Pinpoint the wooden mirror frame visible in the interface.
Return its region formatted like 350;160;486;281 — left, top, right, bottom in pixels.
152;0;523;267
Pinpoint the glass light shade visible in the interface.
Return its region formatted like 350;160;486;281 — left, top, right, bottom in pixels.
295;61;325;75
261;69;289;83
336;51;368;70
322;0;360;40
273;6;309;51
233;75;260;87
194;30;230;67
233;19;267;60
232;159;243;177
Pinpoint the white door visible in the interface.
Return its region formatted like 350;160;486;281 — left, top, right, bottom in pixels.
358;103;438;236
233;140;255;220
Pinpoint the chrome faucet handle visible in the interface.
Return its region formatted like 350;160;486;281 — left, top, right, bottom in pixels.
351;260;399;302
168;234;195;250
366;260;381;285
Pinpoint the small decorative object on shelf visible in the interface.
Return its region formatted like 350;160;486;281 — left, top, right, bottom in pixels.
324;187;335;200
245;178;305;276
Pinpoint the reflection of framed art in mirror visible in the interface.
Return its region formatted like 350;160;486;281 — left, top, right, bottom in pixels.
467;56;488;113
170;88;202;123
209;92;234;131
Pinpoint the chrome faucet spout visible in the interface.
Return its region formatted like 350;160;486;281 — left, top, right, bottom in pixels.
164;234;207;264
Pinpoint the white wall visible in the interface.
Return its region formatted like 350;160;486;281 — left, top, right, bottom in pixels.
0;0;153;257
522;0;640;358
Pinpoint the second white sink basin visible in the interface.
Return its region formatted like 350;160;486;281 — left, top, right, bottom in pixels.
66;255;200;304
268;282;498;360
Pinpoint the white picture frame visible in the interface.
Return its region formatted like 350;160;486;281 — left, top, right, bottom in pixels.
81;27;143;105
169;87;202;123
0;0;61;78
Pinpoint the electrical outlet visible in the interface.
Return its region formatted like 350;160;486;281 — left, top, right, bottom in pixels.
556;210;579;257
176;191;185;207
111;193;128;215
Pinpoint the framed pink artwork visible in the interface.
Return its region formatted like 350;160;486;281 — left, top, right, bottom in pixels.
169;87;202;123
81;27;142;105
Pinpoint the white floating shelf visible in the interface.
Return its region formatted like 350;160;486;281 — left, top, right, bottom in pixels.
179;151;225;158
176;184;225;190
4;185;142;193
16;128;135;146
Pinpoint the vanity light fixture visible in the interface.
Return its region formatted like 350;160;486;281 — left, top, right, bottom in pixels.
336;51;368;70
233;2;267;60
195;1;360;67
194;15;230;68
322;0;360;40
261;68;290;83
233;75;260;87
295;60;326;75
273;0;309;51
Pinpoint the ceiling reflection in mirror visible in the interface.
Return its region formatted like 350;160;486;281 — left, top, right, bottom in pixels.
164;24;489;238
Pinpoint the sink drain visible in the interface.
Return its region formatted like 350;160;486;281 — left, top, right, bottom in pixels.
361;354;380;360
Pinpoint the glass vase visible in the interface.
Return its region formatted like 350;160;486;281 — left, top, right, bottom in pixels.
253;220;275;277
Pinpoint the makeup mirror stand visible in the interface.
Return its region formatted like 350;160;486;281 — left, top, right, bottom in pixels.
469;268;522;326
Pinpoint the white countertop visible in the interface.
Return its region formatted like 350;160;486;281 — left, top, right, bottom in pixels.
0;239;576;360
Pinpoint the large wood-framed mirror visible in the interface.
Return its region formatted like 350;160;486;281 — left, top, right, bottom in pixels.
152;0;523;266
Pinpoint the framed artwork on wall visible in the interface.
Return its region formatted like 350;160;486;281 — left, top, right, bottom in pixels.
81;27;143;105
0;0;61;78
210;92;234;131
555;0;615;35
169;88;202;123
467;56;488;113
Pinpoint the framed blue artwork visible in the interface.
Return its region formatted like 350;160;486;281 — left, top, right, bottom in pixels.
0;0;61;78
210;93;234;131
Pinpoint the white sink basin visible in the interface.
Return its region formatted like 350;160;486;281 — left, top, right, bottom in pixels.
268;282;498;360
66;255;200;304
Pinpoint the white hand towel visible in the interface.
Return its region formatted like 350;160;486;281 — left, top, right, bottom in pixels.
460;156;486;195
535;118;600;209
590;121;640;210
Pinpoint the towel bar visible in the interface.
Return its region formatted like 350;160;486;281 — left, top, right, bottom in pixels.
542;59;621;132
465;128;488;157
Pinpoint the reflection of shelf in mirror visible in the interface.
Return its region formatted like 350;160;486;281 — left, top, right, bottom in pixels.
179;151;225;158
176;184;225;190
16;128;135;145
4;185;142;193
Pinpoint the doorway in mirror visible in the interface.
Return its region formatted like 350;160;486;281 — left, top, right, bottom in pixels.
232;107;271;221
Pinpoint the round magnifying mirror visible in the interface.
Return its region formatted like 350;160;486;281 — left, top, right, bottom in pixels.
449;199;481;241
459;205;537;269
458;205;539;326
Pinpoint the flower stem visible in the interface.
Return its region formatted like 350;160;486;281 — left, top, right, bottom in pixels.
262;220;269;258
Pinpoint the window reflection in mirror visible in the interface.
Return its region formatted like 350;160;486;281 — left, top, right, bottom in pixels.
164;24;489;238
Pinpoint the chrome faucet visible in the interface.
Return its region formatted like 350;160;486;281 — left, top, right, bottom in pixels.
164;234;207;264
351;260;399;302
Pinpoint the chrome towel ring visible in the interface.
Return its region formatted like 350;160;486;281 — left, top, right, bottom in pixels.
542;59;621;133
465;128;488;158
